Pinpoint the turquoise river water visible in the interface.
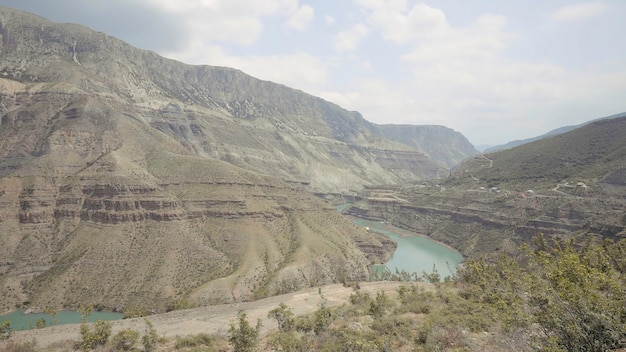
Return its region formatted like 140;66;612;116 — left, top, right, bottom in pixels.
338;204;464;278
0;309;123;331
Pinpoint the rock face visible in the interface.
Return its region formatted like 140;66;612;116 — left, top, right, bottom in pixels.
368;124;479;169
0;7;402;312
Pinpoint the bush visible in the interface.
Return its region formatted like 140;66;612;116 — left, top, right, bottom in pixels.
1;320;13;340
368;291;391;318
267;303;294;332
123;306;148;319
174;333;216;349
266;331;305;352
313;303;332;335
142;318;159;352
112;328;139;351
424;325;468;352
229;311;261;352
458;235;626;351
80;320;112;351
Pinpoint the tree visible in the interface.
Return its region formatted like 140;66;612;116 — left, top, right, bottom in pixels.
229;311;261;352
313;302;332;335
80;320;112;351
268;303;294;331
142;318;159;352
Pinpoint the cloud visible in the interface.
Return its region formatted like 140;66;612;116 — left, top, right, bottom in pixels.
344;1;626;144
552;2;607;21
138;0;305;45
325;15;335;25
354;0;447;44
285;4;315;31
165;44;328;93
334;24;369;52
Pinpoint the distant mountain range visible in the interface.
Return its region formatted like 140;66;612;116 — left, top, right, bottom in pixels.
485;112;626;152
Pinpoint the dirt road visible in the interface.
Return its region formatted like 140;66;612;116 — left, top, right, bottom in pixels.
2;281;409;348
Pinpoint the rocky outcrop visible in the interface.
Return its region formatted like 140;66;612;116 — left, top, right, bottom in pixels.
368;124;479;169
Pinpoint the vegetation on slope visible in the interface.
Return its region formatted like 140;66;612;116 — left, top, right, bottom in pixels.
258;236;626;352
3;236;623;351
454;116;626;191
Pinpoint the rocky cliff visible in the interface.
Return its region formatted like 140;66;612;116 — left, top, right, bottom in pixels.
368;124;479;169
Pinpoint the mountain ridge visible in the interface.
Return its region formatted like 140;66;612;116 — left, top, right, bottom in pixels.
485;111;626;153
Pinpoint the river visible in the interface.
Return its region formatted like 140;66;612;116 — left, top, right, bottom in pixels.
0;310;123;332
339;205;463;279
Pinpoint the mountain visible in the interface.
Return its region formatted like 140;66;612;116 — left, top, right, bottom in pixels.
485;112;626;152
345;115;626;257
0;6;463;195
367;124;479;169
457;115;626;191
0;6;409;312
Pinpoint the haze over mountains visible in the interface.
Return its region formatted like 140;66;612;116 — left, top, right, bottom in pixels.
485;112;626;152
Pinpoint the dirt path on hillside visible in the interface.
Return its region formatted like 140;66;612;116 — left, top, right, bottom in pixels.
2;281;415;349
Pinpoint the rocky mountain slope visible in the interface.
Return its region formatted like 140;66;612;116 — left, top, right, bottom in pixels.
0;6;407;312
345;116;626;257
368;124;479;169
0;6;473;195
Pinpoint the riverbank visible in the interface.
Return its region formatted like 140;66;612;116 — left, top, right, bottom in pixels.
345;214;461;253
347;216;464;278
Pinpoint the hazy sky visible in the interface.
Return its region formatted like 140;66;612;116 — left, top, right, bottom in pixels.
2;1;625;145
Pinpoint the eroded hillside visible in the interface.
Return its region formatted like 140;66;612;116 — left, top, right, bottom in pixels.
0;6;416;312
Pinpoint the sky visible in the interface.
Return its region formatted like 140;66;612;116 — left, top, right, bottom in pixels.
1;1;625;146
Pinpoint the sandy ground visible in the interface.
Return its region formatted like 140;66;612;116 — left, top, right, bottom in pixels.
2;281;410;349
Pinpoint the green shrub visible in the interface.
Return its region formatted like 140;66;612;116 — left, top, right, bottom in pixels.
142;318;159;352
112;328;139;351
123;306;148;319
229;311;261;352
368;291;391;318
348;291;371;306
267;303;294;331
312;303;332;335
34;317;46;329
79;320;112;351
175;333;216;349
1;320;13;340
266;331;305;352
